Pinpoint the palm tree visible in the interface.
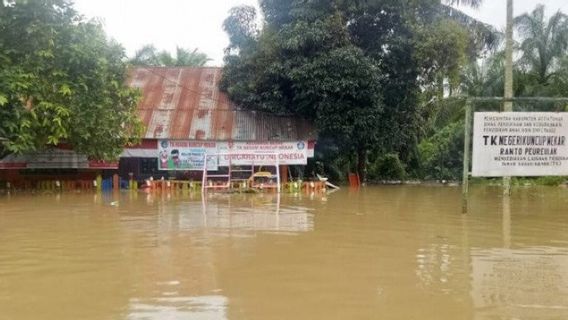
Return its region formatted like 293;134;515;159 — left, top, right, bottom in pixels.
550;56;568;96
514;5;568;84
130;44;161;66
441;5;500;56
174;47;211;67
444;0;483;9
461;51;505;97
130;45;211;67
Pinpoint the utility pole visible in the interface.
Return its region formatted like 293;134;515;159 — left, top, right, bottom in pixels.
503;0;514;195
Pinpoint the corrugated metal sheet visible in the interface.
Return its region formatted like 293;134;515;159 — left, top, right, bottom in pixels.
129;67;316;141
0;149;118;169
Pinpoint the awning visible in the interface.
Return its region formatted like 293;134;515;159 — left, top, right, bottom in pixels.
0;149;118;169
120;148;157;158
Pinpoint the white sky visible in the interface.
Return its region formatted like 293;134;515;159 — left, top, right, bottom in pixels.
72;0;568;66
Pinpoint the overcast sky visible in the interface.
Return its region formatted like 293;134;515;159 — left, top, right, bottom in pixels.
72;0;568;66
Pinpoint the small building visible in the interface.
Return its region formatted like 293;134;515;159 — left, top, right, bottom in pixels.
0;67;317;189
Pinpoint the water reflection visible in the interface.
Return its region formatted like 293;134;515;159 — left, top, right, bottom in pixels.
199;193;313;233
413;187;568;319
502;195;511;249
128;295;228;320
471;246;568;319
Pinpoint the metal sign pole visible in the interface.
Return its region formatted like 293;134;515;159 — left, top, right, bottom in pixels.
462;100;473;213
503;0;514;196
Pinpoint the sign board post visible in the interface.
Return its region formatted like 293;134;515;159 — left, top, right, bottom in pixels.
462;100;473;212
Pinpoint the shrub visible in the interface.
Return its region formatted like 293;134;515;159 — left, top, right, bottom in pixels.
418;121;464;180
369;153;406;181
534;176;567;186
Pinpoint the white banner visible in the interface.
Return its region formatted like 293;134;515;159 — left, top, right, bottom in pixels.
217;141;308;166
472;112;568;177
158;140;309;170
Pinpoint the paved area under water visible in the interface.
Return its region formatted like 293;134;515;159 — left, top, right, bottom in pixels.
1;186;568;320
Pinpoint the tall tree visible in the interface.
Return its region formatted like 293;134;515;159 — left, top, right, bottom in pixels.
130;44;161;66
0;0;143;160
515;5;568;86
221;0;484;181
130;45;211;67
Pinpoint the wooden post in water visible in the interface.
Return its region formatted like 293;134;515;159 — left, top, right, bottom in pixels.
113;174;119;191
462;100;473;213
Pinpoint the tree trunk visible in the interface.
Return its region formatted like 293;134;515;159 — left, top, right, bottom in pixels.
357;147;367;185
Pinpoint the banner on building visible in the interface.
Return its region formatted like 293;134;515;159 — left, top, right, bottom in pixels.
472;112;568;177
158;140;218;171
218;141;308;166
158;140;309;170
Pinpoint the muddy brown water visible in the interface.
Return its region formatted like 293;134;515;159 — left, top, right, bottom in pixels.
1;186;568;320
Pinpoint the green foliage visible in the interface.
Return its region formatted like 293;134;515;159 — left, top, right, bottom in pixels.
483;4;568;99
221;1;478;180
440;5;500;56
418;121;464;180
419;5;568;182
306;137;356;183
460;51;505;97
512;176;567;187
220;0;491;182
223;5;258;54
130;45;211;67
515;5;568;85
534;176;567;186
368;153;407;181
0;0;143;160
444;0;482;8
222;7;389;182
416;19;470;92
456;4;568;101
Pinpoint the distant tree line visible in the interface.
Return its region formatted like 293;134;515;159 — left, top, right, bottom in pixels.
130;45;211;67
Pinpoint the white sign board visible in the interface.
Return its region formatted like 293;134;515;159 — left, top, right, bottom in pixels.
472;112;568;177
218;141;308;166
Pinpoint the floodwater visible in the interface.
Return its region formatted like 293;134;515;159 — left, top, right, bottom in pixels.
1;186;568;320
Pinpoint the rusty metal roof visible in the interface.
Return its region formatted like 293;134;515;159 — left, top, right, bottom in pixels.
129;67;316;141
